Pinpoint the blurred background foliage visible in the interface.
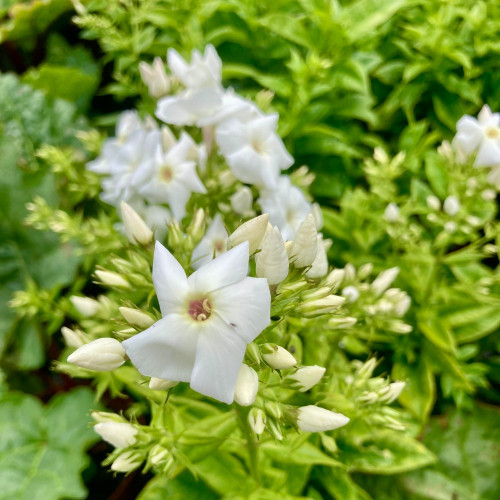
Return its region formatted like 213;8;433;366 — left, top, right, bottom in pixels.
1;0;500;498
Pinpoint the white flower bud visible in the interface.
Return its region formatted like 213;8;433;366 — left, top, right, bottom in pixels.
149;377;179;391
111;451;142;472
298;295;345;316
139;57;170;98
305;235;328;279
289;365;326;392
219;169;237;188
357;358;377;379
328;316;357;329
443;195;460;216
234;364;259;406
70;296;101;317
297;406;349;432
95;270;130;288
325;269;345;289
393;294;411;316
228;214;269;254
67;338;126;371
387;320;413;334
261;344;296;370
248;408;266;435
61;326;87;348
379;381;406;403
342;286;360;303
91;411;122;423
344;263;356;282
150;445;170;466
371;267;399;296
120;202;153;245
94;422;138;449
481;189;496;201
230;186;254;215
256;226;289;285
426;195;441;211
312;203;323;230
444;221;457;233
384;203;399;222
119;307;155;329
161;125;177;151
290;214;318;268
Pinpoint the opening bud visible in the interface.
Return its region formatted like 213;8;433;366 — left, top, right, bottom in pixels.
111;451;142;473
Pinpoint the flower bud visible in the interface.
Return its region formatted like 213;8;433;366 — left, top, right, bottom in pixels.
94;422;138;449
296;406;349;432
67;338;126;371
230;186;254;215
443;195;460;216
374;147;388;163
256;226;289;285
481;189;496;201
228;214;269;254
91;411;122;423
234;364;259;406
119;307;155;329
261;344;296;369
305;235;328;279
378;381;406;403
161;125;176;151
120;202;153;245
219;169;237;188
70;296;101;317
248;408;266;435
312;203;323;230
111;451;142;473
358;391;379;404
357;263;373;280
188;208;206;242
139;57;170;98
328;316;357;329
342;286;360;303
371;267;399;296
150;445;171;466
426;195;441;211
288;365;326;392
290;214;318;268
325;269;345;289
444;221;457;233
267;419;283;441
61;326;87;348
298;295;345;316
149;377;179;391
384;203;399;222
387;320;412;334
357;358;377;379
95;270;130;289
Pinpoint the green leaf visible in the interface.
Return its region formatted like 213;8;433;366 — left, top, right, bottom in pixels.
315;466;372;500
0;387;99;500
261;439;342;467
417;311;456;354
424;153;449;199
137;472;218;500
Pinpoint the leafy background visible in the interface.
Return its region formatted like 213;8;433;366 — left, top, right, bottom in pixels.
1;0;499;498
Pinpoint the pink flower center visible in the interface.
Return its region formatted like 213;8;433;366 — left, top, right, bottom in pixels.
160;165;174;182
188;298;212;321
214;239;225;252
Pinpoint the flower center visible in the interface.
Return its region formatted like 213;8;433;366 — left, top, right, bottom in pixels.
160;165;174;183
213;239;225;252
486;127;500;139
188;298;212;321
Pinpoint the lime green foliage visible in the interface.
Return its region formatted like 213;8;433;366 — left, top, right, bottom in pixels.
0;74;84;370
0;387;99;500
75;0;500;195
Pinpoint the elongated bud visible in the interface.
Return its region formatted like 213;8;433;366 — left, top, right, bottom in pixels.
119;307;155;329
312;203;323;230
267;419;283;441
120;202;153;245
387;320;412;334
95;270;130;289
342;286;360;303
261;344;296;369
70;296;101;317
248;408;266;435
328;316;357;329
325;269;345;289
111;451;142;472
443;195;460;216
378;381;406;403
234;364;259;406
219;169;237;188
149;377;179;391
139;57;170;98
371;267;399;296
256;226;289;285
357;263;373;280
357;358;377;379
161;125;176;151
94;422;138;449
167;220;184;248
188;208;206;241
61;326;87;348
288;365;326;392
290;214;317;268
91;411;122;423
230;186;253;215
246;342;262;365
67;338;126;371
298;295;345;316
296;406;349;432
150;445;171;466
305;235;328;278
228;214;269;254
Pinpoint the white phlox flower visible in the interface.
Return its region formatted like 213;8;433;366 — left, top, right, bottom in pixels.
216;113;294;188
259;176;312;241
191;213;228;269
137;132;206;221
123;241;271;404
139;57;170;99
453;105;500;167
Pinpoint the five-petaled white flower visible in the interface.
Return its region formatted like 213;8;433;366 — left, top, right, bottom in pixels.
123;241;271;404
453;105;500;167
191;214;228;269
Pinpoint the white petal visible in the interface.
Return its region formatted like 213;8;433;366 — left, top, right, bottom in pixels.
212;277;271;343
153;241;188;315
475;139;500;167
227;147;279;188
190;316;247;404
123;314;199;382
188;241;249;293
167;48;188;82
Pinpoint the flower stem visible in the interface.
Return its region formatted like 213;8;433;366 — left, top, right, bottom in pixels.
237;408;260;484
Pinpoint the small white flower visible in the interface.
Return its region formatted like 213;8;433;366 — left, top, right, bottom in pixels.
256;226;289;285
261;344;296;370
191;214;228;269
234;364;259;406
297;406;349;432
384;203;399;222
67;338;126;371
123;241;270;404
259;176;312;240
342;286;360;303
443;195;460;216
290;214;318;268
94;422;138;449
453;105;500;167
70;296;101;317
289;365;326;392
120;201;153;245
139;57;170;98
216;113;293;188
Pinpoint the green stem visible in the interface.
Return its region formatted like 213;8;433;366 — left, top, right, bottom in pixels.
237;409;260;484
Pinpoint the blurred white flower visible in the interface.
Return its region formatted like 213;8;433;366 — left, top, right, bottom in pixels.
123;241;270;404
384;203;399;222
191;214;228;269
230;186;254;216
443;195;460;216
139;57;170;98
342;285;360;303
